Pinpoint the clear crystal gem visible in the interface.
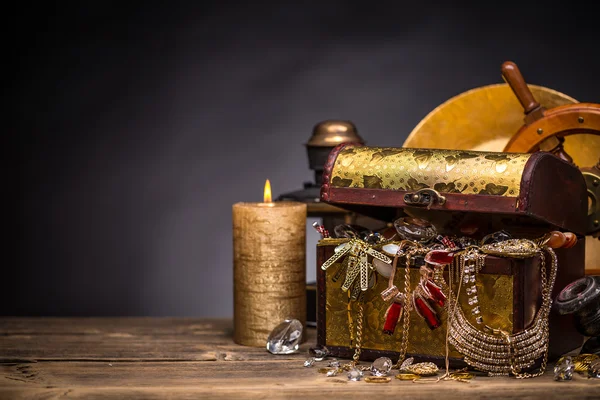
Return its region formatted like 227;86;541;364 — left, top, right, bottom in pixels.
476;316;484;324
304;358;315;367
469;275;476;283
347;367;364;381
468;296;479;305
399;357;414;371
326;369;339;377
467;285;477;295
266;318;303;355
471;306;481;315
364;232;385;245
554;356;574;381
370;357;393;376
308;344;329;361
393;217;437;243
328;359;341;368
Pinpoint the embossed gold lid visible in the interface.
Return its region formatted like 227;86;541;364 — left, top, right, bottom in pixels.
306;120;365;147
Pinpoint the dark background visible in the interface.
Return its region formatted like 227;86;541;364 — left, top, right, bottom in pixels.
8;1;600;317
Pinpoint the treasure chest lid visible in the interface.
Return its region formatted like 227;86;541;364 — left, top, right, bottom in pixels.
320;144;587;235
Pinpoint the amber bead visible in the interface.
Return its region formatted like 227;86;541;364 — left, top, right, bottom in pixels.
547;231;567;249
563;232;577;249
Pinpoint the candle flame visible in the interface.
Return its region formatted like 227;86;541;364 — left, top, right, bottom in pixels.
263;179;272;203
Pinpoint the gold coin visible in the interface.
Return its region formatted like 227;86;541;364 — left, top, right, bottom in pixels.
365;376;392;384
318;368;330;374
450;372;474;380
396;373;421;381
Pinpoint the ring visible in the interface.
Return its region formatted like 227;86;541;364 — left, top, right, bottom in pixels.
365;376;391;383
396;373;420;381
449;372;474;380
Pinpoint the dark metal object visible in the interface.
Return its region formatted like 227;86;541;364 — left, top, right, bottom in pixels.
403;188;446;209
581;160;600;237
306;120;364;184
278;120;364;211
555;275;600;354
277;120;379;234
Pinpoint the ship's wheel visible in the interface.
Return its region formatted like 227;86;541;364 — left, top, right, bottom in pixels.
501;61;599;274
404;62;600;274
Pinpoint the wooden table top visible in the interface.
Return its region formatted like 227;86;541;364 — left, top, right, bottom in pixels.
0;318;598;399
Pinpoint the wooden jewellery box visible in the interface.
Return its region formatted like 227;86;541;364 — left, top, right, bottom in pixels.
316;144;587;368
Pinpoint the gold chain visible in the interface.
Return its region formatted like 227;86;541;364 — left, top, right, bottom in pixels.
334;238;558;379
394;248;417;368
352;301;364;363
512;247;556;379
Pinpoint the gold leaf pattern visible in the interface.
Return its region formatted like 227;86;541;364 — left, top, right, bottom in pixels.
331;176;353;188
406;178;429;191
433;181;464;194
370;149;403;163
363;175;383;189
330;147;530;197
479;183;509;196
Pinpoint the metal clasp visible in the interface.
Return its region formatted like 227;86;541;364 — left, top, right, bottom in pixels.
403;188;446;209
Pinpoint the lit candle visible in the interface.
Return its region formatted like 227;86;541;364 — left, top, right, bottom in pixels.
232;179;307;347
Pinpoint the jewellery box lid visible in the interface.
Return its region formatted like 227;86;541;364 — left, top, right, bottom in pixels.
320;144;587;235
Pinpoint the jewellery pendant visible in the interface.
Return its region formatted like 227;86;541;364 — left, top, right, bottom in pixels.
398;357;439;376
322;238;391;293
480;239;539;258
458;250;485;324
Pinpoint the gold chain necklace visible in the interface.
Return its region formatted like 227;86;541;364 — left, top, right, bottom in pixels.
447;246;557;378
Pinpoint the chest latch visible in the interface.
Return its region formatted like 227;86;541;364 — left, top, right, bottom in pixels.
404;188;447;209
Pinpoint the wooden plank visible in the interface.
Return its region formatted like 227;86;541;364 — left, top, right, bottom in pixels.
1;361;598;400
1;318;598;399
0;318;231;336
0;318;312;362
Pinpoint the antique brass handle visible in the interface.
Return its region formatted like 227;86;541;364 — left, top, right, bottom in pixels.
403;188;446;209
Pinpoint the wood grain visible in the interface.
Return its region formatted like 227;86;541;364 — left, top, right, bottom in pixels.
1;318;598;399
0;318;298;362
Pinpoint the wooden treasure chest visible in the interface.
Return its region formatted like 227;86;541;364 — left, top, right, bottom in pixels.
316;144;587;373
